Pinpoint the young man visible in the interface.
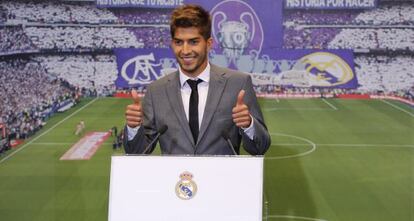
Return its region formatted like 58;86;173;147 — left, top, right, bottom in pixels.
124;4;270;155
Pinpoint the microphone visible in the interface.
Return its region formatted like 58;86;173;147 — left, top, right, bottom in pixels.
221;130;237;155
142;125;168;154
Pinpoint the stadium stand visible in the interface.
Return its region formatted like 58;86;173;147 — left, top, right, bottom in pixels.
355;3;414;25
0;59;76;139
355;54;414;92
284;3;414;26
25;26;143;50
32;55;118;96
0;26;37;53
0;6;6;23
284;10;358;26
1;1;117;24
283;3;414;50
329;28;414;50
283;0;414;97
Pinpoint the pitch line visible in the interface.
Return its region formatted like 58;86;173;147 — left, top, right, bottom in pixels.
322;98;338;110
31;141;113;145
0;98;98;164
265;215;327;221
381;99;414;117
273;143;414;148
264;107;331;111
266;139;414;160
266;133;316;159
30;142;74;145
318;143;414;148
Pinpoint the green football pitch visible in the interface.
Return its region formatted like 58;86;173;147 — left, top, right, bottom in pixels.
0;97;413;221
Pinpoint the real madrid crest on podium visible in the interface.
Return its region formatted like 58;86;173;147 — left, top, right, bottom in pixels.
175;171;198;200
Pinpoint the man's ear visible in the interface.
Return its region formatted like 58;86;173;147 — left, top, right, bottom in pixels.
207;37;213;50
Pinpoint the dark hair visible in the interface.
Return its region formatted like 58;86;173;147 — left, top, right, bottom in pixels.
170;4;211;40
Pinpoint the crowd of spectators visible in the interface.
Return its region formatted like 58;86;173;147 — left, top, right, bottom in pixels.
284;10;358;26
355;3;414;25
32;55;118;96
0;27;37;53
1;1;174;25
284;3;414;50
0;59;77;140
284;27;414;51
282;1;413;102
355;54;414;93
1;24;151;53
329;28;414;50
0;6;6;23
1;0;117;24
1;1;173;25
284;3;414;26
25;26;143;50
0;1;173;52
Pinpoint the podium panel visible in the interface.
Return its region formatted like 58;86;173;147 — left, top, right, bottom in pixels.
108;155;263;221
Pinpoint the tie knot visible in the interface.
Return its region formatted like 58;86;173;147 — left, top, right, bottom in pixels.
187;79;202;90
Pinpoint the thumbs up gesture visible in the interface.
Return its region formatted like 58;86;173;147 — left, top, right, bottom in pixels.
125;89;143;128
232;90;252;128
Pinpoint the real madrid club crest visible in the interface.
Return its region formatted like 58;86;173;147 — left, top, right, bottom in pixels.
175;171;197;200
299;52;354;87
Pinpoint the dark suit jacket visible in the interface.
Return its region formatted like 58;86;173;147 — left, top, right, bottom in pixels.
124;64;271;155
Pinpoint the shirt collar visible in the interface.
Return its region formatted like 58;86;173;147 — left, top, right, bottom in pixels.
179;63;210;88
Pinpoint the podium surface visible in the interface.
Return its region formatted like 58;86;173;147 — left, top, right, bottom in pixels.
109;155;263;221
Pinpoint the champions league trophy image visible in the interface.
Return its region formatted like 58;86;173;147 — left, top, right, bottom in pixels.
212;9;258;71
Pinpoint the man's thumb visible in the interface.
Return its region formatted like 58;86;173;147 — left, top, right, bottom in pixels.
131;89;141;104
236;90;245;106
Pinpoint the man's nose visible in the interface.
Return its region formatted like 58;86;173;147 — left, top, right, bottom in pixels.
182;42;191;54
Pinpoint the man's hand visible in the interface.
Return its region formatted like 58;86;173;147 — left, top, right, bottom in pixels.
125;89;143;128
232;90;252;128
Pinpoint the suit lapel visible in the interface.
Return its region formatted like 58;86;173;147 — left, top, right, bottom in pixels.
165;72;195;146
198;65;227;144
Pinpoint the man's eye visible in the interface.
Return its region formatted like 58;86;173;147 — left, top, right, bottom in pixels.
190;40;199;45
174;40;183;45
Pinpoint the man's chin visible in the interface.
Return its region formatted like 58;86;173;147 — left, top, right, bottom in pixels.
182;68;197;75
179;64;196;74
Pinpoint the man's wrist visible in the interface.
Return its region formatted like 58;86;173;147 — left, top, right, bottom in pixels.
126;125;140;141
241;115;255;140
241;115;254;130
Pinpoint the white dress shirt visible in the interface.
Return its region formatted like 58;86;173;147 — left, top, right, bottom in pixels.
127;63;255;141
180;63;210;127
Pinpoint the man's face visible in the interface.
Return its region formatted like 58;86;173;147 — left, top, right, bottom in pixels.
171;27;212;77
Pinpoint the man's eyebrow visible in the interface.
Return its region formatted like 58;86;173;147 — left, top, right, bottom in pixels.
173;37;201;41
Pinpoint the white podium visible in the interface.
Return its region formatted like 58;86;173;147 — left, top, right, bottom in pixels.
108;155;264;221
